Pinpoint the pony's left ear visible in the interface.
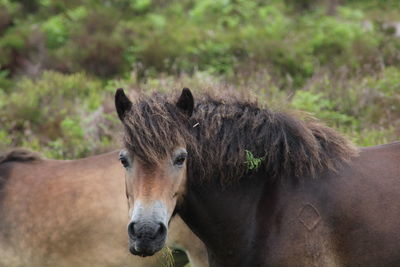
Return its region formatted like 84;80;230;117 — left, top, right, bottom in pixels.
115;88;132;121
176;88;194;117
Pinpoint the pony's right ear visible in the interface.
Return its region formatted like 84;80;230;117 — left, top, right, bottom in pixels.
115;88;132;121
176;88;194;117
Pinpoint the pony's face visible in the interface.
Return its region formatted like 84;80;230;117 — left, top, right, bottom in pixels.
118;147;188;256
115;88;194;257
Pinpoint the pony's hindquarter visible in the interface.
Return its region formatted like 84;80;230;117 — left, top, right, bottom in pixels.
324;142;400;266
0;149;207;267
0;151;146;267
260;142;400;267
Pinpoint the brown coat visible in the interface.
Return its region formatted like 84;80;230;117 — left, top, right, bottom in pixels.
0;149;208;267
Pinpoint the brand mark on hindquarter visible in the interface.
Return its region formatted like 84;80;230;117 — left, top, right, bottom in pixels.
298;203;321;231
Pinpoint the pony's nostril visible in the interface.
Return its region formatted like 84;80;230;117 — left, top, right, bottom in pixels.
153;223;166;240
128;222;136;239
129;221;166;241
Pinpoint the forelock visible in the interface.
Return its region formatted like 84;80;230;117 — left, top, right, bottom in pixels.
121;95;188;165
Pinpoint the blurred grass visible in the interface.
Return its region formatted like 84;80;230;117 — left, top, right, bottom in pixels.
0;0;399;159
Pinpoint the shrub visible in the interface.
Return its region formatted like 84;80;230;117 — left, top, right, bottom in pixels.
51;9;128;77
41;14;69;49
1;0;399;156
0;71;119;158
291;90;357;127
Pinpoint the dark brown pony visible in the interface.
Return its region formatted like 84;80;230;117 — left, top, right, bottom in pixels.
115;88;400;266
0;149;208;267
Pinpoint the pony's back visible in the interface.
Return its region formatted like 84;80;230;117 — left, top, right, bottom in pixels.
0;149;207;267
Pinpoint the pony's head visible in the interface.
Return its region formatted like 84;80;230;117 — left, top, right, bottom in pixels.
115;88;194;256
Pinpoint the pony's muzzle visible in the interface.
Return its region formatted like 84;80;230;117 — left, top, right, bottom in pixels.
127;201;169;256
128;221;167;241
128;220;167;256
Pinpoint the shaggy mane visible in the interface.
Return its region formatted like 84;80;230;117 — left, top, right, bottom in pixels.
122;92;358;184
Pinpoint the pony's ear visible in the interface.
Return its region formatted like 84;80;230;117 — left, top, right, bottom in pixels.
115;88;132;121
176;88;194;117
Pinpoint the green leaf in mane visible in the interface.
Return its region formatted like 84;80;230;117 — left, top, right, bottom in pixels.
245;150;264;171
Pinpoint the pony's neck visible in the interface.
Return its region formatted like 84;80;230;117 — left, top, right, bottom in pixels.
179;173;276;266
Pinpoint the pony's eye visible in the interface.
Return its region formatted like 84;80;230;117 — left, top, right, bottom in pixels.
119;156;130;168
174;154;186;166
119;149;131;168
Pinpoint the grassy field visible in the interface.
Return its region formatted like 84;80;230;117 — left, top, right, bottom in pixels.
0;0;399;159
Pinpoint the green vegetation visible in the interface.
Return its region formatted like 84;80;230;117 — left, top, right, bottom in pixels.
245;150;264;171
161;246;175;267
0;0;399;159
0;71;117;158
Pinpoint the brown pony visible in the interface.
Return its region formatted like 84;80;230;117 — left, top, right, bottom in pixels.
0;149;208;267
115;88;400;266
